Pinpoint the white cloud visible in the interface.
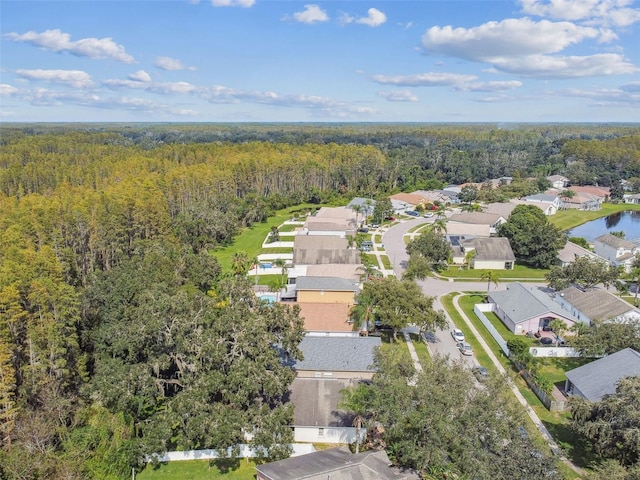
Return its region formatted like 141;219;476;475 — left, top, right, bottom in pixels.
458;80;523;92
372;72;478;87
103;78;198;95
16;69;94;88
422;18;600;60
210;0;255;7
129;70;152;82
4;29;134;63
0;84;20;96
561;85;640;105
356;8;387;27
378;90;419;102
519;0;640;27
490;53;638;78
620;81;640;92
154;56;195;71
338;12;355;26
290;4;329;24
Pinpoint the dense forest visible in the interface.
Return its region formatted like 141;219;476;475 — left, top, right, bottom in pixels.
0;123;639;479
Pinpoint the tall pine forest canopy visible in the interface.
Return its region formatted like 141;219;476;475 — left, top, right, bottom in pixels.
0;123;639;478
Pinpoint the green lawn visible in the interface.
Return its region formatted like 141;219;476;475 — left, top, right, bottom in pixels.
212;204;321;271
438;263;549;280
276;223;301;233
549;203;640;231
137;458;258;480
379;255;392;270
447;293;594;473
534;357;592;385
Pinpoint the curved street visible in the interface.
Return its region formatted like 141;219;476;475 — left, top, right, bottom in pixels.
379;216;582;475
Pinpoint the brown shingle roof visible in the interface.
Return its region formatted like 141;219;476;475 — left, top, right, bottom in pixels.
296;302;354;332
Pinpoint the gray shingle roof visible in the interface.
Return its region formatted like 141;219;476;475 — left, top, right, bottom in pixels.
296;276;359;292
524;193;559;203
293;235;361;265
465;237;515;262
595;233;636;250
557;286;637;322
290;378;358;427
256;446;421;480
566;348;640;401
293;335;381;372
449;212;503;225
489;282;578;324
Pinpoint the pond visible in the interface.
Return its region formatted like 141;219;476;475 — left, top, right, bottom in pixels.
568;211;640;242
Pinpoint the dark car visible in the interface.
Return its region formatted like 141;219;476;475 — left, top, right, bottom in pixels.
540;337;553;345
472;366;489;381
406;210;420;217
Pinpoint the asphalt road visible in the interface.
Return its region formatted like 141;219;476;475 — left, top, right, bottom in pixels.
382;216;503;365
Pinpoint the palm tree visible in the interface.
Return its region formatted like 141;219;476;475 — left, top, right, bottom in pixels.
251;255;260;286
430;217;448;235
480;270;500;297
631;267;640;306
461;203;483;212
350;294;374;334
351;204;364;229
231;251;251;277
273;258;288;286
464;249;477;270
549;319;568;346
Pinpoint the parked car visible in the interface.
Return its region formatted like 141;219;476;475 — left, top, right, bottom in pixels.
358;227;369;233
472;366;489;381
457;342;473;356
368;223;380;229
451;328;465;343
385;216;396;221
406;210;420;217
539;337;553;345
423;212;434;218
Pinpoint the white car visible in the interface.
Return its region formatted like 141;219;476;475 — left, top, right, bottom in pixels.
451;328;465;343
457;342;473;356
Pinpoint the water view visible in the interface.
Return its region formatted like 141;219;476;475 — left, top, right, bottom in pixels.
568;211;640;242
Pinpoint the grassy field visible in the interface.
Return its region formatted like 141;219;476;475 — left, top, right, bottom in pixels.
137;457;258;480
212;204;321;271
549;203;640;231
380;255;392;270
447;293;593;475
438;263;549;280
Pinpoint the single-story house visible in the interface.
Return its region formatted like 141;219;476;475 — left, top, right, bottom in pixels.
488;282;579;335
445;222;492;238
448;211;507;234
293;235;361;265
554;286;640;325
624;193;640;204
461;237;515;270
560;191;602;211
556;241;605;268
389;192;428;213
547;175;569;189
346;197;376;219
256;446;421;480
569;185;610;203
296;302;354;333
564;348;640;401
520;194;561;215
483;201;518;219
593;233;640;273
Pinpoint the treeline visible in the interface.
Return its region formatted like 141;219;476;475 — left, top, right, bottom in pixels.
0;123;639;478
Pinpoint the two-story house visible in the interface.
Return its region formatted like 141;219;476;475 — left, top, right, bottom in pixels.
593;233;640;273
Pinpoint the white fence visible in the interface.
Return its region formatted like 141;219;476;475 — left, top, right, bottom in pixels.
529;346;580;357
146;443;316;463
473;304;510;356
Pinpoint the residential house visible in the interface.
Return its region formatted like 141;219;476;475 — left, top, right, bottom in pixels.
296;303;354;333
569;185;610;202
593;233;640;273
559;191;602;211
556;241;605;267
488;282;579;335
293;236;361;265
547;175;569;189
256;446;421;480
460;237;515;270
446;223;492;238
389;192;428;214
564;348;640;401
520;193;562;215
624;193;640;204
295;276;359;304
287;335;381;443
302;207;358;237
554;286;640;325
483;201;518;219
346;197;376;222
448;211;506;235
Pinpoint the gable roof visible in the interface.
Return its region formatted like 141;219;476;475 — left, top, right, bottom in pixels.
556;286;638;322
306;263;362;282
389;192;426;206
594;233;636;250
465;237;515;262
293;236;361;265
483;201;518;218
556;241;603;265
289;378;358;427
489;282;578;324
524;193;559;203
547;174;568;182
256;446;421;480
449;211;503;226
566;348;640;401
292;335;381;372
296;276;359;292
296;302;353;332
569;185;610;199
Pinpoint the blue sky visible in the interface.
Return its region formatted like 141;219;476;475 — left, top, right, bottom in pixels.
1;0;639;122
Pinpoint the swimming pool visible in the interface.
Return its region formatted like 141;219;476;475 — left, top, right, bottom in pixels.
258;294;277;304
